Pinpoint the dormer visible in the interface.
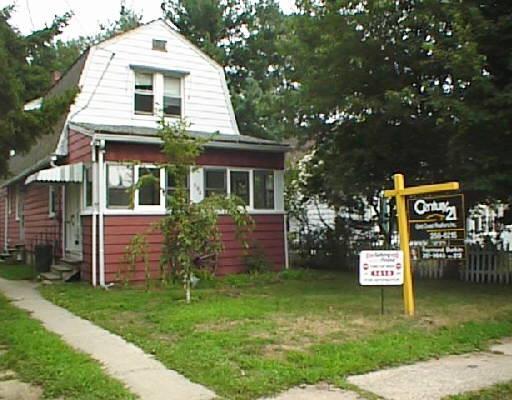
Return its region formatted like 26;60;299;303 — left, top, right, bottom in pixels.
68;19;239;136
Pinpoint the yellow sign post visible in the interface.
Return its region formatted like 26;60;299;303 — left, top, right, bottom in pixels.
383;173;459;316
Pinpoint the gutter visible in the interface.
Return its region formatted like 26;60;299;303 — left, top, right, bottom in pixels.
91;132;290;153
1;157;52;188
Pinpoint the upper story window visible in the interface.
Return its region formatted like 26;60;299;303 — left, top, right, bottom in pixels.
134;72;154;114
163;77;182;117
152;39;167;52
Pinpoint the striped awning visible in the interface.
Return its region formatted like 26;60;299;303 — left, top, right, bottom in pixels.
25;162;84;185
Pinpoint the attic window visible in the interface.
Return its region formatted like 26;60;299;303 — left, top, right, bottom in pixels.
152;39;167;52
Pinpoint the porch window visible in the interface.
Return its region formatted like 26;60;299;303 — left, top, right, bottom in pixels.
253;170;274;209
230;170;250;205
49;186;57;218
138;167;161;206
163;76;181;117
166;168;189;202
107;164;134;208
204;169;227;198
134;72;154;114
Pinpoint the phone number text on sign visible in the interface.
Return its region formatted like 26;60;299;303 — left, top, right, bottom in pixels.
359;250;404;286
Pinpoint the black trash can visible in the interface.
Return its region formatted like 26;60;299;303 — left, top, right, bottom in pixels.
34;244;53;273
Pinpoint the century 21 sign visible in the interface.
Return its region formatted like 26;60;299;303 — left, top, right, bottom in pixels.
408;194;465;259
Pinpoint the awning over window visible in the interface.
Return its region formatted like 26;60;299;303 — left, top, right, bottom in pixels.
25;163;84;185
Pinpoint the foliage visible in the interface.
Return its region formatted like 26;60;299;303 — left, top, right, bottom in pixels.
0;7;77;177
243;240;272;274
164;0;292;139
0;294;136;399
128;120;253;303
287;0;512;211
41;273;512;399
121;233;150;289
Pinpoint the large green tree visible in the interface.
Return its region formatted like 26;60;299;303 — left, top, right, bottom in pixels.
0;7;75;177
164;0;291;139
287;0;507;209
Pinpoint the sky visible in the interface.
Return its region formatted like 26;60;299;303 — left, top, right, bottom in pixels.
2;0;296;40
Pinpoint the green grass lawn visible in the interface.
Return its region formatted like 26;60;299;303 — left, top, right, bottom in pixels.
446;381;512;400
40;270;512;400
0;263;36;280
0;294;136;399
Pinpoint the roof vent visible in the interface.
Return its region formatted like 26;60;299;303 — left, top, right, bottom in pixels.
152;39;167;52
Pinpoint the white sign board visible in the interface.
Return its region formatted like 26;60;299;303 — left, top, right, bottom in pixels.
359;250;404;286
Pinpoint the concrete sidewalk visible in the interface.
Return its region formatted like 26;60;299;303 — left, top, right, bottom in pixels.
0;278;216;400
348;340;512;400
265;340;512;400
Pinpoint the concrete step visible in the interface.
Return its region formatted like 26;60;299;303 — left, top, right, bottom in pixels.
39;272;62;281
51;264;74;274
60;257;82;266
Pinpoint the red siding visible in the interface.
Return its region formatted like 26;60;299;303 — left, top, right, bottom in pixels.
67;129;91;164
1;183;62;257
81;216;94;282
23;184;62;256
106;142;285;169
94;214;285;284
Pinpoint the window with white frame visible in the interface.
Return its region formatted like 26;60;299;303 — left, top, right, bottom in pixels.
204;169;227;198
230;170;250;205
166;168;189;203
84;165;93;208
253;170;274;209
49;186;57;218
134;72;154;114
138;167;161;206
15;186;22;221
163;76;182;117
107;164;134;208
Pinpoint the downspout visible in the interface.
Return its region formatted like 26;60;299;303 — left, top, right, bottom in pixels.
91;141;97;287
4;196;7;252
61;185;66;258
98;140;106;287
284;214;290;270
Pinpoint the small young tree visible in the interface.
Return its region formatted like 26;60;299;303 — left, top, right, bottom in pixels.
133;120;253;303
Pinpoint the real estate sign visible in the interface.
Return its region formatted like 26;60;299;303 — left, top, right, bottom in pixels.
359;250;404;286
408;194;465;260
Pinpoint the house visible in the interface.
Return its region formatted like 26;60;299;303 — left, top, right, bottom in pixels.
0;19;289;285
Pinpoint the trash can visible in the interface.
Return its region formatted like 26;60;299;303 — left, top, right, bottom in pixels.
34;244;53;273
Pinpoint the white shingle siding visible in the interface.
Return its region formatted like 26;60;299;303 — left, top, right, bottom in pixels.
69;20;239;136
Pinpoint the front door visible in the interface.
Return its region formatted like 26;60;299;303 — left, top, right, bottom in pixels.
65;184;82;259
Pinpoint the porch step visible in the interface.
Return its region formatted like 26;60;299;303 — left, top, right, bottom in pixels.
39;272;62;281
51;264;74;274
60;257;82;266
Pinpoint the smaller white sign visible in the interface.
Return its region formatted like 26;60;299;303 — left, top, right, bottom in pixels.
359;250;404;286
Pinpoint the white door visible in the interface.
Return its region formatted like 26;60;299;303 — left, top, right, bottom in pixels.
65;184;82;258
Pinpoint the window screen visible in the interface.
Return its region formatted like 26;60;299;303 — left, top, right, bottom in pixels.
253;170;274;209
204;169;227;198
134;72;154;114
230;171;250;205
107;165;133;208
163;77;181;117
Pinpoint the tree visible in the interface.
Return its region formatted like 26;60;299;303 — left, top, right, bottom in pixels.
287;0;491;213
0;6;75;177
129;121;253;303
163;0;292;139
